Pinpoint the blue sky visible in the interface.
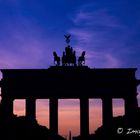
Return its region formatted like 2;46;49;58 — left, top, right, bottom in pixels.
0;0;140;89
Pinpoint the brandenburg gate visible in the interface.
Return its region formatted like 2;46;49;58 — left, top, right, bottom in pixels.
0;66;139;137
0;35;139;138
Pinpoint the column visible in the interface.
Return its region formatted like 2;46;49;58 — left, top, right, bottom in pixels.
26;98;36;120
80;98;89;137
125;96;138;117
102;98;112;126
1;97;13;119
49;98;58;134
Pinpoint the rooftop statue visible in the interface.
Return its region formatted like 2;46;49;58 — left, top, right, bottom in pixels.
64;34;71;44
53;51;60;66
53;35;86;66
78;51;86;66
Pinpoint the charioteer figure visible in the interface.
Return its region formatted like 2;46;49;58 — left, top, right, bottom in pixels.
53;34;86;66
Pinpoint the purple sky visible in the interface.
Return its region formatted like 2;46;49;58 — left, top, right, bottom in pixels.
0;0;139;69
0;0;140;137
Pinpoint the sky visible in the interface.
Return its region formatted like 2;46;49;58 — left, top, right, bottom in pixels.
0;0;140;138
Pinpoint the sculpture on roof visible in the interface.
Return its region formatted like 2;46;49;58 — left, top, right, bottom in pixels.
53;34;86;66
62;34;76;66
53;51;60;66
64;34;71;44
78;51;86;66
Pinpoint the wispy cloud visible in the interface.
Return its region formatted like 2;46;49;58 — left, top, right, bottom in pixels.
68;27;122;68
72;9;122;28
0;17;53;69
68;2;140;69
69;29;92;44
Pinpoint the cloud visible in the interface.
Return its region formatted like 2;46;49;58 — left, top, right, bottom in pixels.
68;3;140;69
0;17;53;69
69;29;92;44
72;9;122;28
68;29;121;68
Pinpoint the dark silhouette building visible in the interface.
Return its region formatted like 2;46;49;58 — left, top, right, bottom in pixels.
0;66;139;139
0;35;140;139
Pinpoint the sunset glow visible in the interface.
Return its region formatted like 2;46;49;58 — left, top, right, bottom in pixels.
13;98;125;137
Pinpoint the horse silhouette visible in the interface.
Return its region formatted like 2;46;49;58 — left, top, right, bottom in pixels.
78;51;85;66
53;51;60;66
